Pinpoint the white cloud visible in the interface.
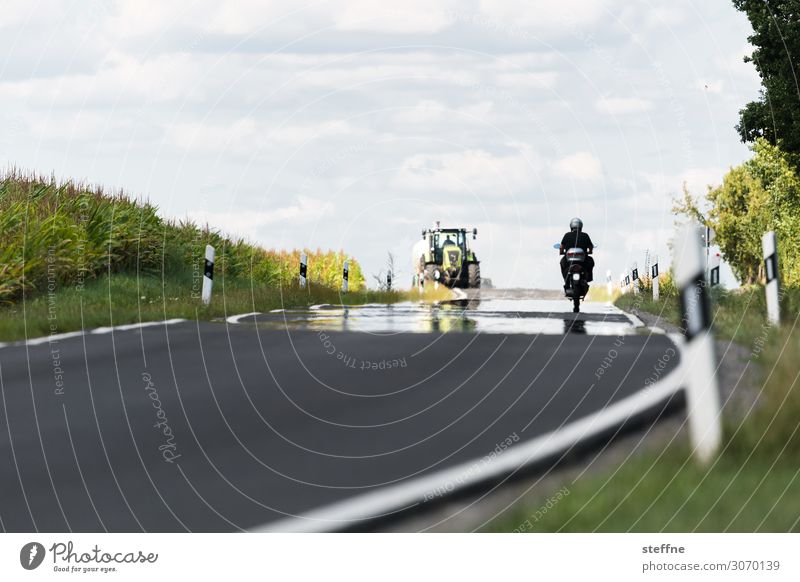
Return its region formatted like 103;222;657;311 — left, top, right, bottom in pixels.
642;167;725;198
395;146;539;195
595;97;653;114
552;152;603;182
170;118;367;156
333;0;458;34
188;196;334;240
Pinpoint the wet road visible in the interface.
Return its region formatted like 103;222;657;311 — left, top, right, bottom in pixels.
0;290;681;532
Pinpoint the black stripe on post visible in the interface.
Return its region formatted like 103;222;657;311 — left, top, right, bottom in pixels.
625;275;630;285
387;273;392;290
343;267;349;281
679;272;711;341
300;262;307;278
652;263;658;278
764;253;778;283
204;259;214;279
710;266;720;286
632;268;639;281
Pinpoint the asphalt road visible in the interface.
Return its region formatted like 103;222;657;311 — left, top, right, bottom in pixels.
0;292;681;532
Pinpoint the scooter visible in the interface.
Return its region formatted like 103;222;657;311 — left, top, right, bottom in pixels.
553;243;592;313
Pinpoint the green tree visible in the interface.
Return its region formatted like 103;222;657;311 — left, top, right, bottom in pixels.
675;139;800;286
733;0;800;167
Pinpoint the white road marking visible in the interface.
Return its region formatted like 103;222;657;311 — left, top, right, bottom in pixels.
0;319;187;349
225;312;261;324
24;331;86;346
91;319;186;334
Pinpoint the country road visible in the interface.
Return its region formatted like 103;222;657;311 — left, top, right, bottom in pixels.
0;290;682;532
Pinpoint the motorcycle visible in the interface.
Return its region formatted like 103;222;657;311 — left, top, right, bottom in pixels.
553;243;593;313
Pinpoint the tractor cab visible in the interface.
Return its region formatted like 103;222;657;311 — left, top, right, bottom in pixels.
431;229;468;266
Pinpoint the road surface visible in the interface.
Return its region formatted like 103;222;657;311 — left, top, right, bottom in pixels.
0;290;681;532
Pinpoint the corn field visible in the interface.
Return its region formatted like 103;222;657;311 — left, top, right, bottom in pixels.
0;170;365;303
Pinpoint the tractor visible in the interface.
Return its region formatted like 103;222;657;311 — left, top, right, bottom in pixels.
412;222;481;288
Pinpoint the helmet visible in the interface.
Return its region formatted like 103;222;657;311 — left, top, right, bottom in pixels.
569;217;583;231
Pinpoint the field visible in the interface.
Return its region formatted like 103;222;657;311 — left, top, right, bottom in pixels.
0;171;414;341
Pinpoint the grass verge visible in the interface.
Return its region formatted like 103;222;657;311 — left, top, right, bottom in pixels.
0;271;423;342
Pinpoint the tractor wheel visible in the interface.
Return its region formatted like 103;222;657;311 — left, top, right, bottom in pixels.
424;264;438;283
467;263;481;288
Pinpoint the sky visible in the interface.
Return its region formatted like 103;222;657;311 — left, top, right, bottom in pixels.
0;0;761;288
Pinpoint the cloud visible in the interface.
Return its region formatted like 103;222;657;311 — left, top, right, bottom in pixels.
642;167;725;198
477;0;614;31
170;118;367;156
188;196;334;240
395;146;539;195
333;0;458;34
595;97;653;114
552;152;603;182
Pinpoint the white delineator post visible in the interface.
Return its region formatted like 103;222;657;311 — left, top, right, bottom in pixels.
651;256;660;301
632;262;640;295
606;270;612;298
762;231;780;326
299;252;308;288
387;272;392;291
675;222;722;465
342;260;349;293
709;252;721;287
201;244;214;305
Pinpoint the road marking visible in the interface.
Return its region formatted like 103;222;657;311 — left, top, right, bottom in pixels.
24;331;86;346
612;304;645;327
252;345;685;533
0;319;187;349
225;312;261;324
91;319;186;334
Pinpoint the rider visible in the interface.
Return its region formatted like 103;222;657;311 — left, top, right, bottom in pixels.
559;217;595;283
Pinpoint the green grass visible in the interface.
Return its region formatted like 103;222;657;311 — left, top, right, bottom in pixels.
0;271;419;342
485;446;800;532
485;282;800;532
616;281;800;347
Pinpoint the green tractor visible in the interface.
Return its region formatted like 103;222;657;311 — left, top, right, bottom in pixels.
412;222;481;288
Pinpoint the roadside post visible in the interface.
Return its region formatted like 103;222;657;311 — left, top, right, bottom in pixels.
387;272;392;291
342;260;349;293
299;252;308;288
675;222;722;465
651;256;660;301
763;231;780;325
709;252;720;287
624;273;630;293
606;270;612;298
632;262;640;295
202;244;215;305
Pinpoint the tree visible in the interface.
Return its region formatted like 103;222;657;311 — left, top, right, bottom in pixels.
372;252;396;291
733;0;800;168
675;138;800;286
